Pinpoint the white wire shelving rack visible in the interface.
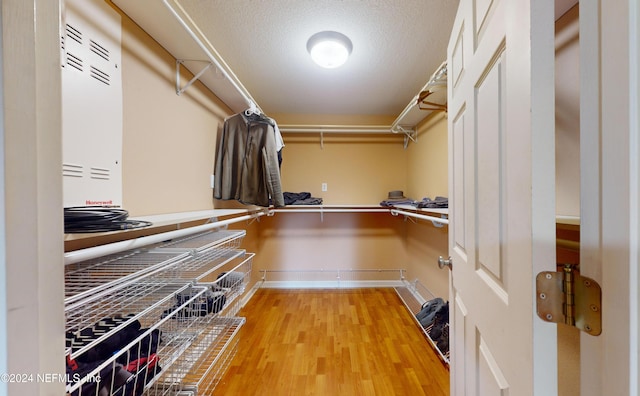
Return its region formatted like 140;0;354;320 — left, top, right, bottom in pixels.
64;211;256;396
66;284;210;396
64;210;265;265
389;205;449;227
394;279;450;367
156;256;252;395
64;249;190;305
259;268;406;289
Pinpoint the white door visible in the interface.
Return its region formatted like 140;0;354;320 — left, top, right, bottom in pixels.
447;1;558;395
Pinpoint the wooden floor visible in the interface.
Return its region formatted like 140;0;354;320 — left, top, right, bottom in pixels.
215;288;450;395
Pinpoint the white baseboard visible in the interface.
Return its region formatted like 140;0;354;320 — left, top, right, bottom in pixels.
239;281;262;308
259;280;405;289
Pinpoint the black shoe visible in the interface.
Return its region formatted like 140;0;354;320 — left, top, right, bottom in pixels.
428;301;449;339
436;324;449;355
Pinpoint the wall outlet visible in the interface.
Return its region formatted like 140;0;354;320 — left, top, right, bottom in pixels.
321;182;328;192
210;174;215;189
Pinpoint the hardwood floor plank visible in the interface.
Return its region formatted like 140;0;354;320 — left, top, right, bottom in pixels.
215;288;449;395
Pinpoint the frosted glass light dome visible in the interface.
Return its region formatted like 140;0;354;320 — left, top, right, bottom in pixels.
307;31;353;69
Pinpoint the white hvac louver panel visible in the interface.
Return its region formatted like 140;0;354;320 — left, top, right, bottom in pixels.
62;0;122;207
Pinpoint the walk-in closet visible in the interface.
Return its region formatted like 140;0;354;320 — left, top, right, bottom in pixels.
3;0;638;395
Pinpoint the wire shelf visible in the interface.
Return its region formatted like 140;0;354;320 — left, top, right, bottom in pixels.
394;280;449;366
65;226;252;394
65;281;193;360
153;249;248;283
156;317;244;395
156;229;245;253
149;255;252;395
197;253;253;318
65;249;190;305
65;247;250;360
259;268;405;288
66;286;212;396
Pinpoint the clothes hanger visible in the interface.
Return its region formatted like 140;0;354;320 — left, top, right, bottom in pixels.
244;101;260;116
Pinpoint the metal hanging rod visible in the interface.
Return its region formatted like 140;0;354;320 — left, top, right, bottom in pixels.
278;124;403;149
163;0;261;112
64;211;266;265
278;124;393;134
390;208;449;226
272;208;389;213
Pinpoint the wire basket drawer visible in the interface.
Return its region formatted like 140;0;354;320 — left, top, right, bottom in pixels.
65;249;191;305
66;285;214;396
153;249;247;283
150;254;253;395
156;229;246;253
66;281;198;362
156;317;244;396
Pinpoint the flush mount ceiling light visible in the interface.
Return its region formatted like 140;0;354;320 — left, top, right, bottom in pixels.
306;31;353;69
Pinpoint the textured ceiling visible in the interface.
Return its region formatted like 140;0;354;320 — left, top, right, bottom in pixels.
114;0;459;118
178;0;458;117
114;0;575;119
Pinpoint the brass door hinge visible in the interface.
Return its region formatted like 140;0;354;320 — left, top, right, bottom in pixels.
536;264;602;336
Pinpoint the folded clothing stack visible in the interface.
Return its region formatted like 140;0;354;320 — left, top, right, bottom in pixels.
283;191;323;205
416;196;448;208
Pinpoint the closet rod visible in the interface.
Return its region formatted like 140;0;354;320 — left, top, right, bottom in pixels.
278;124;392;134
163;0;261;112
64;211;266;265
390;209;449;225
272;208;389;213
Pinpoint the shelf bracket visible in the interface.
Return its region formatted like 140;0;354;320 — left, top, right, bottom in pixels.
175;59;217;96
394;126;417;149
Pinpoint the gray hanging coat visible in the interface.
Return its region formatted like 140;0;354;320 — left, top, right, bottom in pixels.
214;112;285;207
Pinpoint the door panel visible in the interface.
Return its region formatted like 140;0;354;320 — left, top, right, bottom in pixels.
448;0;557;394
476;52;504;282
452;295;468;394
452;110;466;253
478;337;509;394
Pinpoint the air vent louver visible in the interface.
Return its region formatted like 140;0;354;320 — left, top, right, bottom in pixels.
66;53;83;72
90;66;110;85
90;39;109;61
63;163;84;178
90;167;111;180
65;24;82;45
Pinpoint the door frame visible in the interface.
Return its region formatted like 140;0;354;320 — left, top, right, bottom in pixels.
579;1;638;395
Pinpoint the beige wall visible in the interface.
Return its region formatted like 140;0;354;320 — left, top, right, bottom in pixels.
406;112;449;200
114;3;232;216
79;3;451;299
404;112;450;298
554;5;580;396
555;5;580;217
250;112;450;294
279;134;406;204
250;212;408;278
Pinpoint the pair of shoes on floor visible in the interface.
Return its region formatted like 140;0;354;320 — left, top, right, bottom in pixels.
416;297;446;328
428;301;449;355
